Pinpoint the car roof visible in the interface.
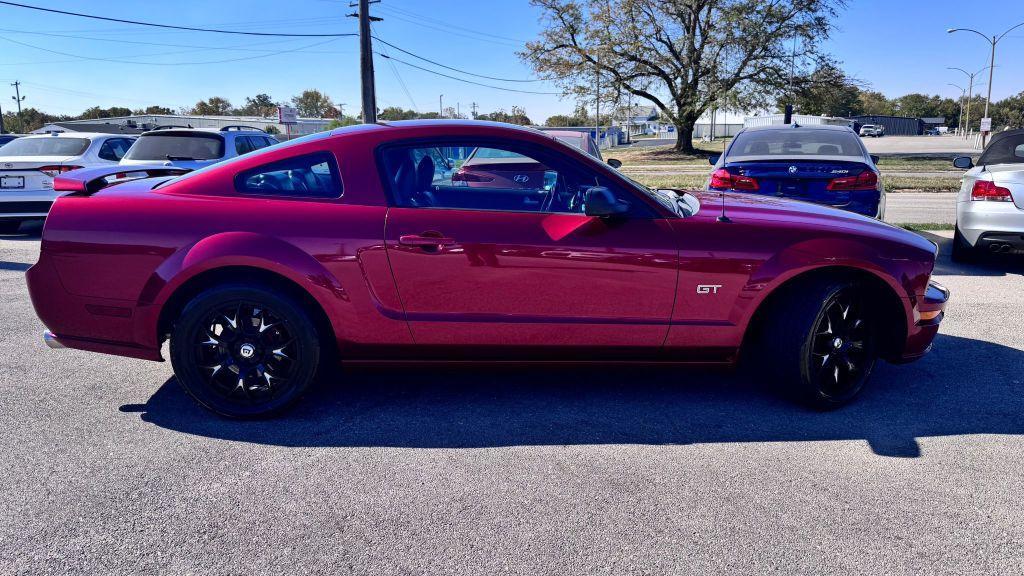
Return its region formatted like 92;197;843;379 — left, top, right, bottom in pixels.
741;124;856;133
544;130;588;139
139;127;266;136
329;119;572;147
20;132;124;139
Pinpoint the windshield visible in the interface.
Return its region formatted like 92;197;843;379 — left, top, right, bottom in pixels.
0;137;90;157
729;129;864;157
125;133;225;161
978;131;1024;166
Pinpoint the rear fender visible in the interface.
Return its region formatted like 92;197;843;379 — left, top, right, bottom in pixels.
134;232;347;348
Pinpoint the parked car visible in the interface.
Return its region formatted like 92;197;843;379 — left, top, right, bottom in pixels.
545;130;603;159
925;127;942;136
951;128;1024;261
0;134;24;147
28;120;947;418
0;132;135;233
119;125;278;170
707;124;885;218
859;124;885;137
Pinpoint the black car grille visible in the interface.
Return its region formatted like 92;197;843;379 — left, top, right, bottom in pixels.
0;201;52;215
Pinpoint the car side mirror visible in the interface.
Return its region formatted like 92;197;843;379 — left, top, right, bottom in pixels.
584;186;630;217
870;155;880;165
953;156;974;169
606;158;622;169
708;154;721;165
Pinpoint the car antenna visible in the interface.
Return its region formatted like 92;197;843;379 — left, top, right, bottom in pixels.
717;190;731;223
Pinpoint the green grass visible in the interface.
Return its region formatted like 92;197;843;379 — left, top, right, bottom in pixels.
898;222;956;231
630;174;708;190
884;176;960;192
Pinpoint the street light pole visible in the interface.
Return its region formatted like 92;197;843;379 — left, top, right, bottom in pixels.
948;66;988;140
948;21;1024;146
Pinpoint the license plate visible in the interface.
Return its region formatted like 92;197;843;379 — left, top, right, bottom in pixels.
0;176;25;189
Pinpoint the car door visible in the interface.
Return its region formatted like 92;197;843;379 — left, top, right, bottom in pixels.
381;139;679;354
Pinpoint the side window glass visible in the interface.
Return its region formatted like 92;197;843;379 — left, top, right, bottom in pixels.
98;140;119;161
234;136;255;156
382;143;587;213
235;152;341;198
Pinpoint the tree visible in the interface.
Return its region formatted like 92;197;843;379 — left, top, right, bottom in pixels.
788;63;864;117
133;105;174;115
379;106;419;121
477;106;532;125
2;107;67;132
290;89;337;118
190;97;233;115
237;94;278;117
79;106;133;119
857;91;893;116
522;0;841;153
325;116;360;130
992;91;1024;129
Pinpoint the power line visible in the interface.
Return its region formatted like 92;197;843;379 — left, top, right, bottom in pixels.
0;1;359;37
0;27;355;54
375;52;561;95
372;36;560;83
0;34;343;66
375;4;529;45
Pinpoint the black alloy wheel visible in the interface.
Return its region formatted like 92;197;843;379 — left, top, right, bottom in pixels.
170;284;321;418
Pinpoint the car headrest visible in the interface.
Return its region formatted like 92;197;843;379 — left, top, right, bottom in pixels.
748;141;770;155
817;144;841;155
416;155;435;192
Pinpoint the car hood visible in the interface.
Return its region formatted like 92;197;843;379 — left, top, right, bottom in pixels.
694;191;935;253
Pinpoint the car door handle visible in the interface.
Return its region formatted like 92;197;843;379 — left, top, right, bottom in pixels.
399;234;456;247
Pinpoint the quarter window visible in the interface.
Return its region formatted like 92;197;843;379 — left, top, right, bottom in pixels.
98;138;132;161
234;152;341;198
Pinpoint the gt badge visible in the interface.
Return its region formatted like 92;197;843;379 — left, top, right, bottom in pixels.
697;284;722;294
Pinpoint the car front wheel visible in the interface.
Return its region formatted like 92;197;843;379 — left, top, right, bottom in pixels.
760;278;877;409
169;283;321;418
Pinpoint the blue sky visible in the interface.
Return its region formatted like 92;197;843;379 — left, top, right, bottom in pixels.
0;0;1020;122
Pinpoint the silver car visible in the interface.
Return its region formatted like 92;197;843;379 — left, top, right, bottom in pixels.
952;128;1024;261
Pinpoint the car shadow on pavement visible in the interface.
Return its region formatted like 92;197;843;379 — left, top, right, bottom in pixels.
919;230;1024;277
125;333;1023;458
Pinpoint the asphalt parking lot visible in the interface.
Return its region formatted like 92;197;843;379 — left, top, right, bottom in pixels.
2;229;1023;575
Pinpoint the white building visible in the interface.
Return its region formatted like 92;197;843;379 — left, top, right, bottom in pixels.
39;114;333;137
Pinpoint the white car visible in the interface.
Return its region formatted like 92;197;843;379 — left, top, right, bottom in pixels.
119;125;278;171
0;132;135;233
951;128;1024;261
859;124;885;138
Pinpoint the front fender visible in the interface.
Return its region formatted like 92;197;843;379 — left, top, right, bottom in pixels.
133;232;347;349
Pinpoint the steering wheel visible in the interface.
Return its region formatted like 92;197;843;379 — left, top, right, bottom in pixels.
249;173;283;191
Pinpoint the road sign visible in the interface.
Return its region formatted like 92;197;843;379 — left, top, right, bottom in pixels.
277;106;298;125
980;117;992;132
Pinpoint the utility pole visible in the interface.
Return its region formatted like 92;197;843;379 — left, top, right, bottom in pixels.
338;102;346;119
439;94;443;118
11;81;25;133
0;100;5;134
457;102;460;119
594;57;600;147
349;0;380;124
470;102;478;119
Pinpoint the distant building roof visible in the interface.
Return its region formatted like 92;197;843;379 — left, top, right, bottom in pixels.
32;122;146;135
920;117;946;124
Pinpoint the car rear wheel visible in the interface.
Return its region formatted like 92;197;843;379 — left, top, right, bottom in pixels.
951;225;978;263
169;284;321;418
760;278;877;409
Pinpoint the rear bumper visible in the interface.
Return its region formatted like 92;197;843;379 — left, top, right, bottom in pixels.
0;189;61;218
957;200;1024;249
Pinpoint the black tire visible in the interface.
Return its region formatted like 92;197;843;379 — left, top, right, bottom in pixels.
169;283;321;418
0;221;22;234
759;278;877;409
951;225;978;263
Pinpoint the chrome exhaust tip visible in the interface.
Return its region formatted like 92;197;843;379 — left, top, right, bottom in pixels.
43;330;65;349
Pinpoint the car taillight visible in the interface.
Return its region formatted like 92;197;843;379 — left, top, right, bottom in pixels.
38;165;83;177
451;171;494;183
826;171;878;191
971;180;1014;202
709;168;759;191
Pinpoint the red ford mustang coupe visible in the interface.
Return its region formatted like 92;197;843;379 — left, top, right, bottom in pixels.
27;121;948;418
